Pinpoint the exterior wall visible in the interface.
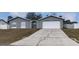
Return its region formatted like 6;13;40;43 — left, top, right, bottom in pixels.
9;19;41;29
26;21;31;28
29;21;33;28
64;24;74;29
9;18;30;29
30;20;41;29
36;20;42;28
0;21;8;29
39;17;63;28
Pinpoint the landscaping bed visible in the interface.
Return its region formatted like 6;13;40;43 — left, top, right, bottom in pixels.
0;29;39;45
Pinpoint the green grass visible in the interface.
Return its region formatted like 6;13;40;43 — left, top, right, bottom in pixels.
0;29;39;45
63;29;79;43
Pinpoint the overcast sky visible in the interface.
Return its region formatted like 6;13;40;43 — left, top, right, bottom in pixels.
0;12;79;28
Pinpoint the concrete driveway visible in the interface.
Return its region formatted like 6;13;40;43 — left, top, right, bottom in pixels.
10;29;79;46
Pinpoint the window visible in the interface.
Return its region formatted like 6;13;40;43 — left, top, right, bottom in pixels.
12;22;16;25
21;22;26;28
11;22;17;28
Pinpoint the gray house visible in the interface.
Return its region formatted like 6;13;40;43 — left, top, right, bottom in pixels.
7;16;64;29
0;16;77;29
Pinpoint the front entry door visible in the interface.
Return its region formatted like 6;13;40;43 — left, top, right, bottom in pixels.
32;21;37;28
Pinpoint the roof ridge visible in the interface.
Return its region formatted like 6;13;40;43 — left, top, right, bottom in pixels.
39;15;64;20
0;19;8;23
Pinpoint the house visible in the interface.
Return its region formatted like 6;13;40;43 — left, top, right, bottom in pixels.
0;16;77;29
0;19;8;29
63;20;77;29
7;16;64;29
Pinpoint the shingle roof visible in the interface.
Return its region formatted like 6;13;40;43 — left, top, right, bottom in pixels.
0;16;77;25
39;16;65;20
64;21;77;24
8;17;29;22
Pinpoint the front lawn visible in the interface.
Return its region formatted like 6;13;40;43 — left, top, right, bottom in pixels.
0;29;39;45
63;29;79;43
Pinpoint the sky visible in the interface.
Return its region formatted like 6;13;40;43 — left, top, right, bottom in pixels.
0;12;79;28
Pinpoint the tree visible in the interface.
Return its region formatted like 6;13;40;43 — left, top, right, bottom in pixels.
8;16;13;21
66;20;70;23
59;15;62;18
26;12;42;20
49;12;57;16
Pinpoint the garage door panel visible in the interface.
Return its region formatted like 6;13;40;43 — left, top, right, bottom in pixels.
43;21;60;29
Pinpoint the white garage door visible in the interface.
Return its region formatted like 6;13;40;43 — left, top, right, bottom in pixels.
42;21;60;29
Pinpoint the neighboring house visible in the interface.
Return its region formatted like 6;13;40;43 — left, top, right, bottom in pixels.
63;20;77;29
0;16;77;29
0;19;8;29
